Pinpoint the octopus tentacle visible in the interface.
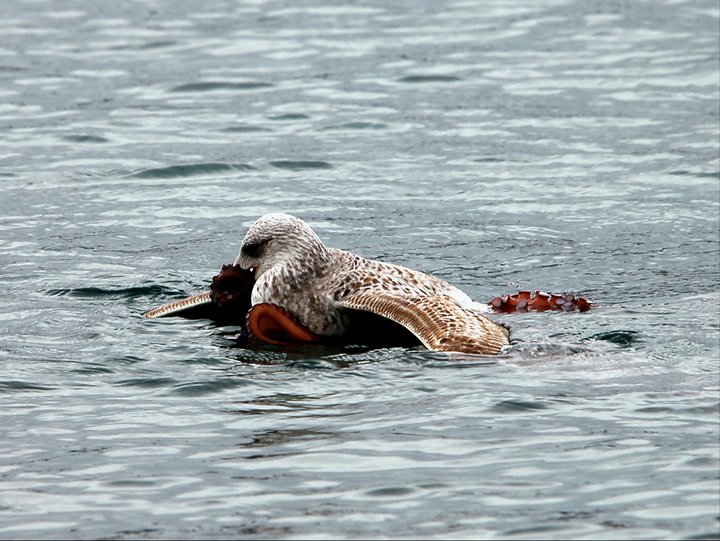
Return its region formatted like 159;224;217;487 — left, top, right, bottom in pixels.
210;264;254;312
488;290;594;313
246;302;322;345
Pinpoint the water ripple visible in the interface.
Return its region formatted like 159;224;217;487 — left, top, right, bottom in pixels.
169;81;274;92
0;0;717;539
129;162;254;179
269;160;333;170
171;377;254;397
398;74;462;83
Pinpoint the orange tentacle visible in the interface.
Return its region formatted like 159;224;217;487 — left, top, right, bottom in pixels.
488;290;594;313
246;303;322;345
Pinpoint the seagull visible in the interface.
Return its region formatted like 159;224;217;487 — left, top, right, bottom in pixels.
144;213;592;354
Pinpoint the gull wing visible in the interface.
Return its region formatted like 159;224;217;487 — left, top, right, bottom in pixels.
143;291;214;319
143;265;255;324
337;290;510;355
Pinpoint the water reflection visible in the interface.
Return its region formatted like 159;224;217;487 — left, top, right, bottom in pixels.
239;428;338;454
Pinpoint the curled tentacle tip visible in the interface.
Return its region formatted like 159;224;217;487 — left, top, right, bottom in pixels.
247;303;321;345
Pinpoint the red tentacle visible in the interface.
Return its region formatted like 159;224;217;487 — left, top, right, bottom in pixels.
246;303;322;345
488;290;594;313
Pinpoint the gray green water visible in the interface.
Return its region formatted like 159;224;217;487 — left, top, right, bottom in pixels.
1;0;719;539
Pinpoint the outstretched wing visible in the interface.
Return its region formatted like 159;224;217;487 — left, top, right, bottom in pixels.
143;291;213;319
337;289;510;355
143;264;255;324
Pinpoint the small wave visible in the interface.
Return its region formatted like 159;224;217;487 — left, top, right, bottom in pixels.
321;122;387;131
285;359;342;370
669;170;720;180
585;330;641;347
170;81;273;92
491;399;549;413
61;134;109;144
268;113;310;121
365;486;415;497
220;125;272;133
46;284;181;299
116;377;177;389
73;364;115;375
398;75;461;83
504;340;593;357
473;156;509;163
635;402;720;415
171;377;251;396
269;160;332;170
0;380;54;392
130;162;253;179
138;40;176;50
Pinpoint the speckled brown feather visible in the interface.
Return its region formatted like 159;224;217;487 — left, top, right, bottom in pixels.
235;214;512;354
143;291;212;318
338;290;510;355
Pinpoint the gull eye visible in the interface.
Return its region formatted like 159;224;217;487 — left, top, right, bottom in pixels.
241;241;264;258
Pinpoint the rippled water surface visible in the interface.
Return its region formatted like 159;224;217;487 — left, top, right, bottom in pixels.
1;0;719;539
